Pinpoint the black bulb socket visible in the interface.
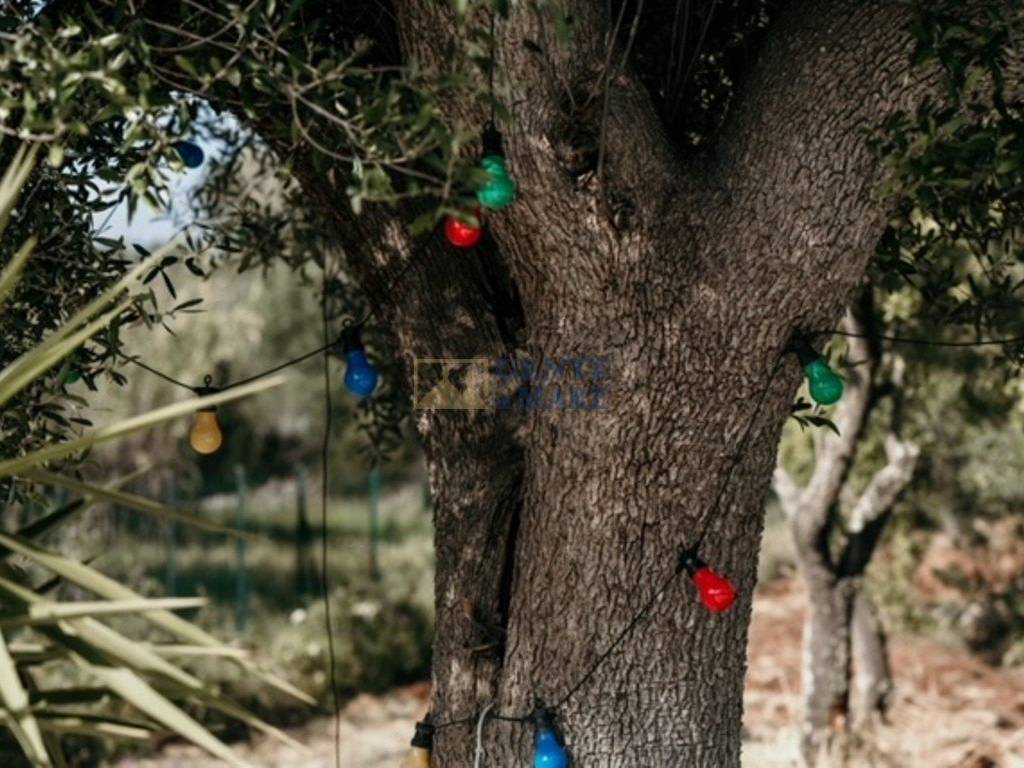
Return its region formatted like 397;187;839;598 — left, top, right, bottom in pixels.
788;335;822;368
340;325;365;354
533;703;565;744
676;546;706;577
194;383;220;413
410;719;434;749
481;122;505;157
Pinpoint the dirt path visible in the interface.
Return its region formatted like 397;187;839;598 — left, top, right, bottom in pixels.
118;579;1024;767
744;580;1024;768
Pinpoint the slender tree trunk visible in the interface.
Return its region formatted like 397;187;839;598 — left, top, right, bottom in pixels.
850;587;892;729
799;573;857;766
775;305;916;767
799;575;893;766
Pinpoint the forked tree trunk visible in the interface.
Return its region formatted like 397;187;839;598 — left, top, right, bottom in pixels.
293;2;936;764
775;309;917;767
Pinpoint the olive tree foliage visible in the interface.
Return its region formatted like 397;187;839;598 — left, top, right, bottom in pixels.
0;4;221;494
1;0;509;468
870;3;1024;353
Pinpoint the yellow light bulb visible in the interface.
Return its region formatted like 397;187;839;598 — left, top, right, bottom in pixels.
190;410;223;455
400;720;434;767
399;746;431;768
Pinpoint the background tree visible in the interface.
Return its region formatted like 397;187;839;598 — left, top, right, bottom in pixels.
774;297;919;767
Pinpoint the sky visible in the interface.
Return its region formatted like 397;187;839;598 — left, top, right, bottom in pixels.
90;105;241;248
90;157;208;248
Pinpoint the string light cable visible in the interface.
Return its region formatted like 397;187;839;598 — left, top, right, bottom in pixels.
118;243;431;399
813;327;1024;349
473;702;496;768
320;272;343;768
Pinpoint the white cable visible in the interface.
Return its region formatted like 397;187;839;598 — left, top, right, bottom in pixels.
474;701;496;768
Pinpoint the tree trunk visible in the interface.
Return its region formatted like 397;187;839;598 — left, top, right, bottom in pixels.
293;1;933;763
799;575;893;767
850;587;892;730
775;304;916;767
343;2;931;764
800;573;856;767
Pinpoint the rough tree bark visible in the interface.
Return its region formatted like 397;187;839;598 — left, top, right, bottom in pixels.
297;2;942;765
773;306;919;768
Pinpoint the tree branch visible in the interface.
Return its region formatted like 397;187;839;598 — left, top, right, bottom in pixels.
848;434;919;536
772;464;801;520
780;304;878;565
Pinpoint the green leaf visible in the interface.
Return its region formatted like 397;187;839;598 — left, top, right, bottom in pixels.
72;665;252;768
0;596;206;627
0;143;39;237
12;475;256;541
0;628;52;767
25;711;154;742
0;526;311;706
0;237;36;314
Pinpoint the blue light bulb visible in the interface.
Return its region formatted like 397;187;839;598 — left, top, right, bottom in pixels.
535;729;570;768
344;348;379;398
173;141;205;168
340;326;379;398
534;708;570;768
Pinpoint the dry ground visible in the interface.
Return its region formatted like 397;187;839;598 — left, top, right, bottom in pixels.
117;578;1024;767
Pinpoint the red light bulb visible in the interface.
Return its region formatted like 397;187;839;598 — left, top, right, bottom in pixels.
692;566;737;613
678;550;738;613
445;209;483;248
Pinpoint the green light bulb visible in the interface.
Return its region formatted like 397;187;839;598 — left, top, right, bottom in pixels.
804;357;844;405
477;154;517;209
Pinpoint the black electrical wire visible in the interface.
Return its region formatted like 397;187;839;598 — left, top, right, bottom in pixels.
121;335;340;394
120;245;429;393
489;8;497;124
319;271;342;768
692;355;787;553
120;354;195;390
814;328;1024;348
124;314;1024;401
226;341;338;390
